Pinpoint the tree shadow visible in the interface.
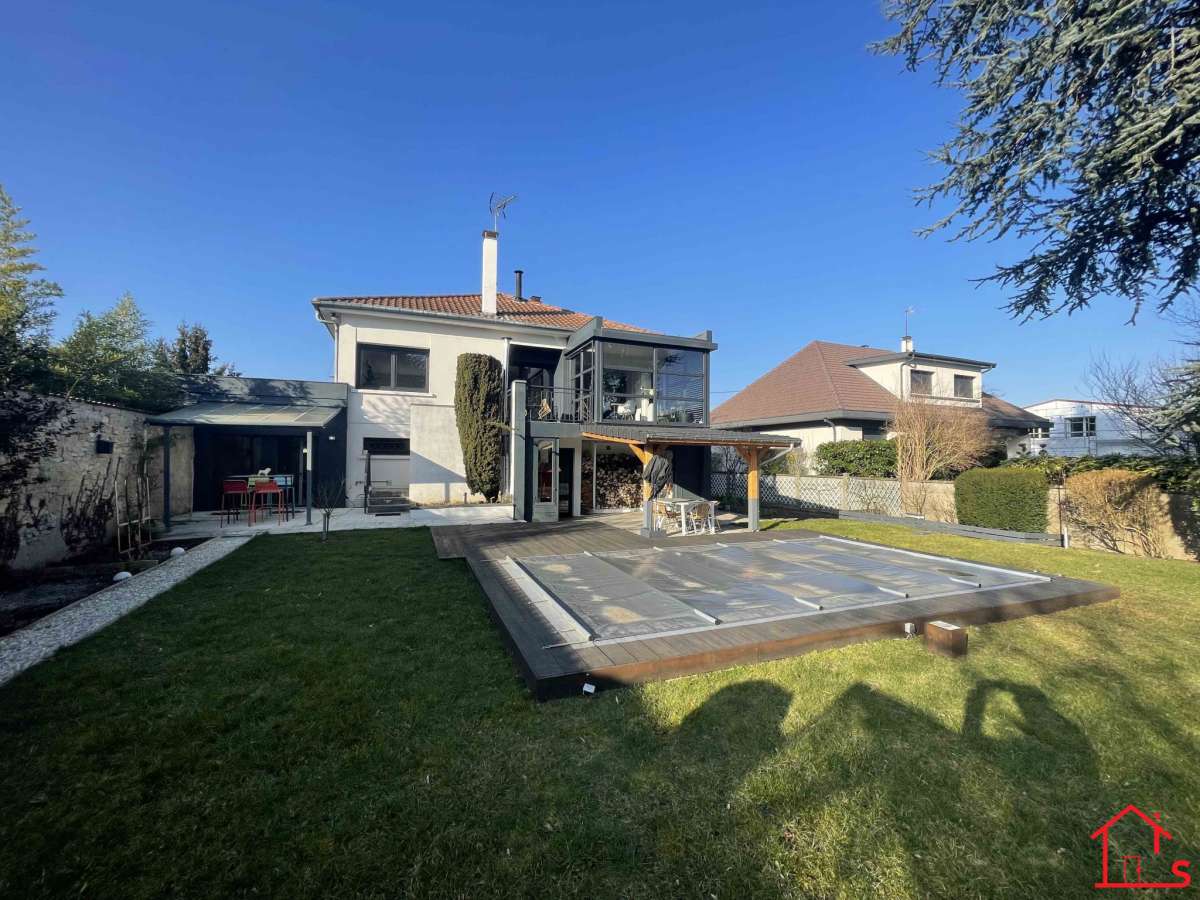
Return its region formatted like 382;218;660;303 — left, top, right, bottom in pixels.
755;679;1108;895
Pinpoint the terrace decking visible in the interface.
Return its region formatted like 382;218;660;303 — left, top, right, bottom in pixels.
434;518;1119;701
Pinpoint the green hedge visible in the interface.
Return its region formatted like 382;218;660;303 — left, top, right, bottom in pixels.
814;439;897;477
955;468;1048;532
1001;453;1200;493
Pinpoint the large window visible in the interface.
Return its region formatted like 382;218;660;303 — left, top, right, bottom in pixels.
536;441;555;503
1067;416;1096;438
567;346;595;421
910;369;933;396
356;344;429;392
953;374;976;399
601;343;655;422
654;348;705;425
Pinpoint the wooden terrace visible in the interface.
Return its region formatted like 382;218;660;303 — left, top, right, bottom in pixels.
433;517;1119;701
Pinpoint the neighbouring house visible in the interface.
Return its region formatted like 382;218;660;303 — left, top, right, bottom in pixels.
1011;398;1156;458
311;229;783;526
710;338;1048;459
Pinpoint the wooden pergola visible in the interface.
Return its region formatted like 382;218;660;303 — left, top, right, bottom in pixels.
579;426;791;532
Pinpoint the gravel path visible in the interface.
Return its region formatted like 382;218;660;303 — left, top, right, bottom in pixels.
0;535;255;687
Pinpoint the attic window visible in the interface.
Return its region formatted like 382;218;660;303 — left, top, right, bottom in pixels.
910;369;933;397
953;374;976;399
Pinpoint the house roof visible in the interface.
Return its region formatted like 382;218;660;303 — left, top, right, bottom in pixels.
710;340;1048;429
312;292;653;334
1091;805;1173;842
711;341;898;426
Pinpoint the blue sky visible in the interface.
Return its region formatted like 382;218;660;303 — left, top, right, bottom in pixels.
2;0;1177;406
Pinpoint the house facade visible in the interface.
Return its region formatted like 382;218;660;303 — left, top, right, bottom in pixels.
313;230;781;524
1010;398;1155;458
710;338;1047;458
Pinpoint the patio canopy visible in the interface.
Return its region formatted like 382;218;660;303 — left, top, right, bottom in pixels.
146;401;342;429
579;423;791;448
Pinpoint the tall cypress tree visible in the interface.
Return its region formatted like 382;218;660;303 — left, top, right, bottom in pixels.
454;353;504;502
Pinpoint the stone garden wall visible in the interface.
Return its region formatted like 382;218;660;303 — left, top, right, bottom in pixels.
1;398;193;571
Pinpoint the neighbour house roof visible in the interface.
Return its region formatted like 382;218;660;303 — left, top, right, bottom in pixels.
312;293;653;334
710;340;1048;430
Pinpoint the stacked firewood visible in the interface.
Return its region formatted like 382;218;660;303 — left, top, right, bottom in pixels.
591;452;641;509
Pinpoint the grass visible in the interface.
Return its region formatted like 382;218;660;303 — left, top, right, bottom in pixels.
0;521;1198;898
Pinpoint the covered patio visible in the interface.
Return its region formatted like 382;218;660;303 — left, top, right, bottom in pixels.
145;377;348;529
577;423;790;534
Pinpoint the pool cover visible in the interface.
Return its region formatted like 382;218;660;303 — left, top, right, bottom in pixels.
512;537;1048;644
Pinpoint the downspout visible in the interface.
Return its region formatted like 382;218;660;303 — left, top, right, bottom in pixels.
822;419;838;442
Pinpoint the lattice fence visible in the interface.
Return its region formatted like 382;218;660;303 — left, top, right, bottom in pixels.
711;472;904;517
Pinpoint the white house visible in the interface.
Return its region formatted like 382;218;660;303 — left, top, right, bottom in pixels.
711;338;1047;457
1009;398;1155;458
311;230;781;522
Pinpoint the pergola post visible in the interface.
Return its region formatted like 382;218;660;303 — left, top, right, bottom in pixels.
738;446;761;532
629;443;655;536
161;425;172;530
748;447;760;531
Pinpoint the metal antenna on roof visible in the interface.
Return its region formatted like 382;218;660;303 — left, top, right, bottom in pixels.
489;192;518;231
904;305;916;335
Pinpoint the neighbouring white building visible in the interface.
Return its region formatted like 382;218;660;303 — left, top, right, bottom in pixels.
1008;398;1155;458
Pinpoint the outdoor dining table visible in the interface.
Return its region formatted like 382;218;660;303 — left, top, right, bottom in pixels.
661;499;718;535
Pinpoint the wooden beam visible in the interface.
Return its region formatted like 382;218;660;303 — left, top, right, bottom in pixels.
628;444;654;466
580;432;646;449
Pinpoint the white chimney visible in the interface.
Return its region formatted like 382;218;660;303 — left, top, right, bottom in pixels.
481;230;498;316
900;335;913;353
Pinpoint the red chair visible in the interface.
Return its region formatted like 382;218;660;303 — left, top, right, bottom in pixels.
220;478;249;525
248;478;285;526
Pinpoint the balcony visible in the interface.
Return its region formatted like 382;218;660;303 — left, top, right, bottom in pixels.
517;385;589;424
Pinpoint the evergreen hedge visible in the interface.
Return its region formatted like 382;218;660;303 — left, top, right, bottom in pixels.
955;467;1048;532
454;353;504;502
814;439;897;477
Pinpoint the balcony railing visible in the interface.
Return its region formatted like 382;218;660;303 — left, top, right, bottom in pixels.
520;386;590;424
909;391;983;407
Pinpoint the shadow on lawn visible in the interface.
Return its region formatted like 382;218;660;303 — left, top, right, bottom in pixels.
759;678;1104;895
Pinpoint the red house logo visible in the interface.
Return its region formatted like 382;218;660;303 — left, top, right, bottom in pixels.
1091;805;1192;889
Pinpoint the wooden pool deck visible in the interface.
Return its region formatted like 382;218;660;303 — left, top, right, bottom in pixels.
434;517;1119;701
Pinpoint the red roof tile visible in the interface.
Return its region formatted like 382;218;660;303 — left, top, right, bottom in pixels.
313;293;652;334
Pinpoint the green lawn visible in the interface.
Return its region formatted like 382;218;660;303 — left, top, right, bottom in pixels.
1;522;1197;899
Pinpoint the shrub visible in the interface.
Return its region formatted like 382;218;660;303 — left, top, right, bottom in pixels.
955;467;1048;532
1063;469;1167;557
1001;453;1200;493
814;439;897;477
454;353;504;502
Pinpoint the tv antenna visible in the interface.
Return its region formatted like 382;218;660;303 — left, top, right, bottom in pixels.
488;192;518;230
904;305;916;335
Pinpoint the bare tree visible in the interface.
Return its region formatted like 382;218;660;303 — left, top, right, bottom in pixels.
314;478;345;543
891;400;991;515
1089;303;1200;459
